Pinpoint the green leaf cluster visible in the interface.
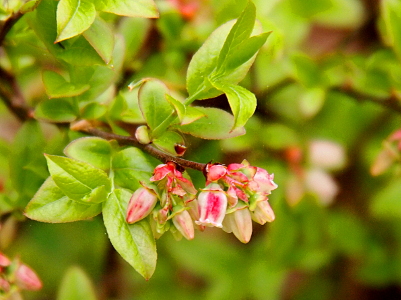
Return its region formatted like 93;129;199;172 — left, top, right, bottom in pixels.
24;137;157;279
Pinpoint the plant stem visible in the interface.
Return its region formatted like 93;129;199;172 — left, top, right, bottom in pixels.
81;127;207;172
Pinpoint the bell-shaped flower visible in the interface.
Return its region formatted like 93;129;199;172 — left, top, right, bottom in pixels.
15;264;42;291
126;187;158;224
251;200;275;225
172;210;195;240
223;208;253;243
196;183;227;228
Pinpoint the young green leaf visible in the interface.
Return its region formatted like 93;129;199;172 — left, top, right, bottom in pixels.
215;1;256;71
211;81;256;130
103;189;157;279
57;267;98;300
112;148;154;191
138;79;173;131
166;94;205;125
56;0;96;43
43;70;90;98
64;137;113;170
186;2;264;100
223;32;270;72
97;0;159;18
177;107;245;139
25;177;102;223
34;98;78;123
83;17;114;64
45;154;111;203
57;36;106;66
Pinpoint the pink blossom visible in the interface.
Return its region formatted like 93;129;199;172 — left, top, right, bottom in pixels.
196;184;227;228
126;187;158;224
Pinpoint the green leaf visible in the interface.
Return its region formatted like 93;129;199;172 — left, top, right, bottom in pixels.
223;32;270;72
27;0;62;56
83;17;114;64
166;95;205;125
381;0;401;60
45;154;111;203
138;79;173;131
57;266;98;300
64;137;113;170
34;98;78;123
112;148;154;191
103;189;157;279
43;70;90;98
97;0;158;18
215;1;256;71
10;121;47;201
25;177;102;223
57;36;105;66
177;107;246;139
210;81;256;130
153;131;185;156
186;5;263;100
56;0;96;42
80;102;107;120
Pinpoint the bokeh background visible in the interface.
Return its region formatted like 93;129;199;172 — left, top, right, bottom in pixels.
3;0;401;299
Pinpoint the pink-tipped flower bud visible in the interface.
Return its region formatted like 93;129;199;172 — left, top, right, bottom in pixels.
126;187;158;224
15;264;42;291
172;210;195;240
135;125;151;144
223;208;253;243
195;184;227;228
206;164;227;182
251;200;275;225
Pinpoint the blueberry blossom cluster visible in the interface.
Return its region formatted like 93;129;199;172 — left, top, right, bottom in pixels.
126;160;277;243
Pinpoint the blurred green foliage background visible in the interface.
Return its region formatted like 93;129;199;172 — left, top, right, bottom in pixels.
2;0;401;299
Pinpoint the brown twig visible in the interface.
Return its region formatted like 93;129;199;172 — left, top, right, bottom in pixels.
81;126;207;172
0;67;33;121
0;11;24;46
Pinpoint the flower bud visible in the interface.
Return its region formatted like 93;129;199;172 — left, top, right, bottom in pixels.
195;184;227;228
223;208;253;243
126;187;158;224
206;164;227;182
172;210;195;240
251;200;275;225
135;125;151;144
252;168;278;194
15;264;42;291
